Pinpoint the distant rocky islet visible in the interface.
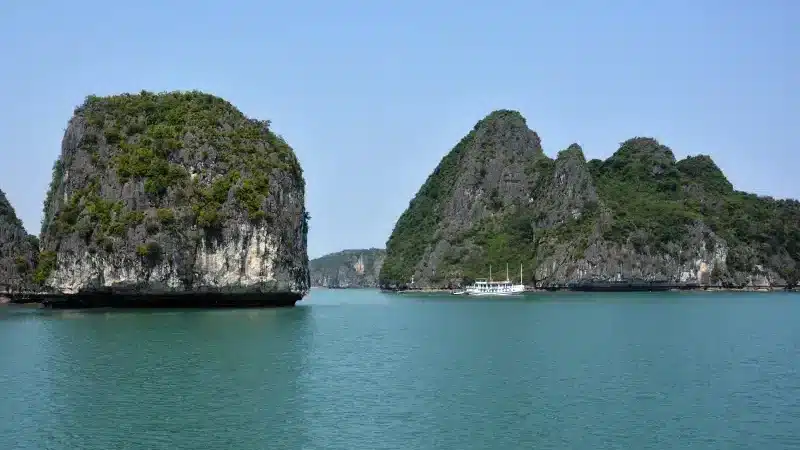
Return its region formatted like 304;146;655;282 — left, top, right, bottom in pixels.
309;248;385;288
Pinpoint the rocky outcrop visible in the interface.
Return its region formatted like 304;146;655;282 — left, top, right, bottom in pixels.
380;110;800;290
310;248;385;288
37;90;309;307
0;189;38;294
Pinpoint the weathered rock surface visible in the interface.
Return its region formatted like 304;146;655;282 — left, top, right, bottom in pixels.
0;189;38;293
37;90;309;306
310;248;385;288
380;110;800;290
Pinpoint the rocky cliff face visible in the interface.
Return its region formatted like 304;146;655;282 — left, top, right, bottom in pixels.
0;189;38;294
310;248;385;288
37;91;309;306
380;110;800;289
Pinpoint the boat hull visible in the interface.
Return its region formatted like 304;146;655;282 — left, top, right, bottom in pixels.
464;285;525;296
465;292;522;296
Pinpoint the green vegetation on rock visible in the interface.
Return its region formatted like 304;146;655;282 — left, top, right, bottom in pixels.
41;159;64;234
32;251;56;285
0;188;39;290
379;132;473;283
310;248;386;288
380;111;800;289
589;137;800;282
36;90;308;293
48;180;144;246
74;90;300;225
41;91;302;242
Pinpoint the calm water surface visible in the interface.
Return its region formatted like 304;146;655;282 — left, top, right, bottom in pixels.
1;290;799;449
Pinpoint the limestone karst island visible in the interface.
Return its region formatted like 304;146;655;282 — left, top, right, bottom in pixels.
1;95;799;308
378;110;799;292
310;248;386;288
1;90;309;308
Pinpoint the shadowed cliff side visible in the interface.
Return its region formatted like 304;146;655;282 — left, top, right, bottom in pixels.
35;90;310;307
310;248;385;288
0;189;39;296
380;110;800;290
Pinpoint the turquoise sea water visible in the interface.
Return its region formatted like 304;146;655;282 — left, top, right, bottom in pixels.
1;289;799;449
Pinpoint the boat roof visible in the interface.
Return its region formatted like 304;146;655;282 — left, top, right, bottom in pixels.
473;279;512;284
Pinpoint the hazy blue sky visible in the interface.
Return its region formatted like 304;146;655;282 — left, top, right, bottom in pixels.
1;0;797;258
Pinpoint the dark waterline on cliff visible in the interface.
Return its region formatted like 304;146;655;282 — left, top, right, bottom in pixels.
40;291;302;309
2;289;799;449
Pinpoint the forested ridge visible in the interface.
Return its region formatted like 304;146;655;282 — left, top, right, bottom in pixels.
380;110;799;289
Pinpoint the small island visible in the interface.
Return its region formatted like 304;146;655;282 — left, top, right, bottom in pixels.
2;90;310;308
379;110;800;292
310;248;385;288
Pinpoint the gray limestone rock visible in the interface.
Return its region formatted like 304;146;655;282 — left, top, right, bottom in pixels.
310;248;385;288
380;110;800;290
37;91;309;306
0;189;38;293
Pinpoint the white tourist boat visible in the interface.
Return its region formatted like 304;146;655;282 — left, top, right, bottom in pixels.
462;264;525;296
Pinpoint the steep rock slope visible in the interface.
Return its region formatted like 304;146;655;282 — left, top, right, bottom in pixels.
37;90;310;305
0;189;38;293
310;248;386;288
380;110;800;289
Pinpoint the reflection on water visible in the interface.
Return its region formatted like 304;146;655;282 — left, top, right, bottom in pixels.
1;290;800;449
